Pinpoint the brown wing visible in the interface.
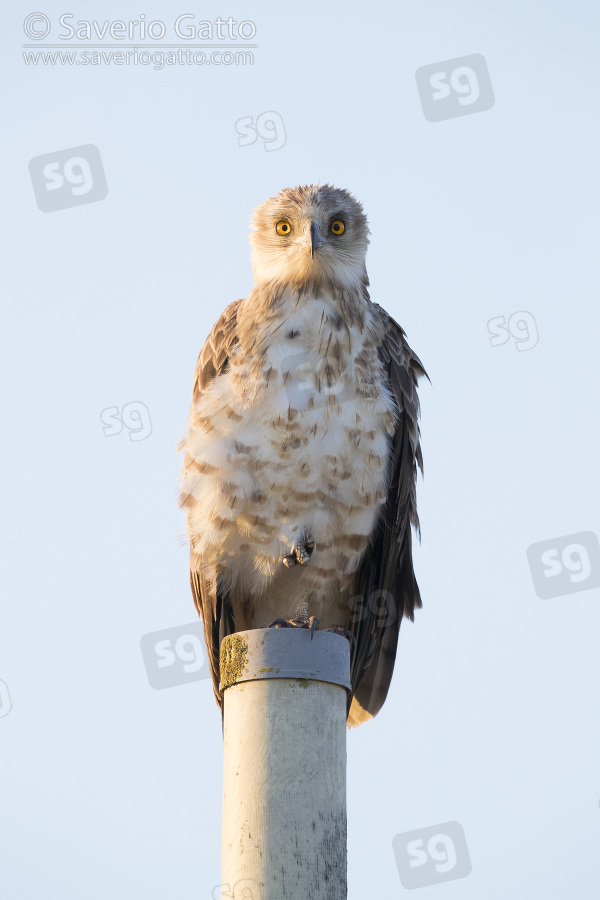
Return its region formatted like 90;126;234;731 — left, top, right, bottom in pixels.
346;304;428;727
180;300;240;713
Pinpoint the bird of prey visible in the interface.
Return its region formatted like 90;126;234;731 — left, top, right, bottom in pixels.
179;184;426;727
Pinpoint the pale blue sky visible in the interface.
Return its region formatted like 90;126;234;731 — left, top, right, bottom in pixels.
2;2;599;898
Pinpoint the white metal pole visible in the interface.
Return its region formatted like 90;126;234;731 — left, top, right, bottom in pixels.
220;627;350;900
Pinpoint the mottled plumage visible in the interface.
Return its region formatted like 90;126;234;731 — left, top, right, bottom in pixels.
179;185;426;727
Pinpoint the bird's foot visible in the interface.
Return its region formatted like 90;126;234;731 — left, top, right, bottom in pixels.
282;533;315;568
269;615;321;640
323;626;356;647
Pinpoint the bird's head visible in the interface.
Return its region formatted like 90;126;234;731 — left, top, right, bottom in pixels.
249;184;370;291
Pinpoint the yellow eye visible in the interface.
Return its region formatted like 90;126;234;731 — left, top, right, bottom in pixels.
331;220;345;235
276;220;292;236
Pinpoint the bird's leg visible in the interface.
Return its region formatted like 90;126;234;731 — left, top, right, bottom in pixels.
268;615;321;640
282;530;315;568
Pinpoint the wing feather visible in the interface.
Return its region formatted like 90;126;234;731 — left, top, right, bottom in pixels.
181;300;240;712
347;304;427;727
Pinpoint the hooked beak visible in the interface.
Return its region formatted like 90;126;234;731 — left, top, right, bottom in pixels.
310;220;325;258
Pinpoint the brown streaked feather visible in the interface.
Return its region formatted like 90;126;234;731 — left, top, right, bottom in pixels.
347;303;428;727
186;299;241;712
192;299;240;394
190;569;235;713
